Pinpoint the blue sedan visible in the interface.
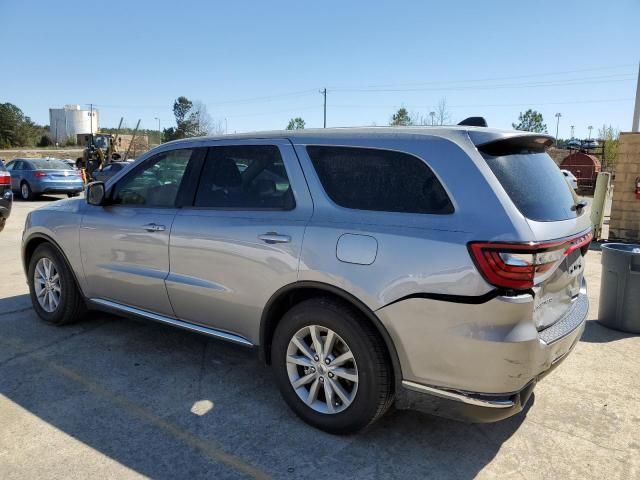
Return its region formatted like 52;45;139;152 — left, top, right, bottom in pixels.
6;158;84;200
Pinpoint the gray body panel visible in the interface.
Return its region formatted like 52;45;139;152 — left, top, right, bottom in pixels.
22;126;590;420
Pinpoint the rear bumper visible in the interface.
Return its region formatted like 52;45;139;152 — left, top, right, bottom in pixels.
379;285;588;422
33;183;84;194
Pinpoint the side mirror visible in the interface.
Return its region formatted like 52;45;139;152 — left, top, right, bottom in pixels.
86;182;106;206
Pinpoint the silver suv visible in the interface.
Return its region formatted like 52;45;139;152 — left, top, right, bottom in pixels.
22;127;591;434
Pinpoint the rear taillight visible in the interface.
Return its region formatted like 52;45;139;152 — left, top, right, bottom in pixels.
468;231;593;290
34;171;47;178
0;172;10;185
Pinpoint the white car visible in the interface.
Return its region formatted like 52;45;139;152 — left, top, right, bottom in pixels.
561;169;578;190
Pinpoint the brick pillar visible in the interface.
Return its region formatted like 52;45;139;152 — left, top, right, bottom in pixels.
609;132;640;242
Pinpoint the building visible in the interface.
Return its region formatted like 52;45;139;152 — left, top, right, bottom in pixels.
49;105;98;144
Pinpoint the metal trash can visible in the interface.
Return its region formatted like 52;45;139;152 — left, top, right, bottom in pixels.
598;243;640;333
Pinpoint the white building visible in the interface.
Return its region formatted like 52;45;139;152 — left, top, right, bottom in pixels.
49;105;98;144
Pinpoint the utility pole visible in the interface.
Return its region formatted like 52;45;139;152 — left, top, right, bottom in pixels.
555;113;562;146
429;111;435;126
320;88;327;128
570;125;575;138
89;103;94;146
633;61;640;132
588;125;593;139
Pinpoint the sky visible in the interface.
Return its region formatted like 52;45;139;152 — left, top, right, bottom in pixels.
1;0;638;139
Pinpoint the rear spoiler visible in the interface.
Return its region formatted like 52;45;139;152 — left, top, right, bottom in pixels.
475;134;554;156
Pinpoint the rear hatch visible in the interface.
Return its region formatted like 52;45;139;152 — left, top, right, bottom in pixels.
472;135;592;330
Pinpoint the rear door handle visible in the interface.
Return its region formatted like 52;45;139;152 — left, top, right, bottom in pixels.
143;223;166;232
258;232;291;244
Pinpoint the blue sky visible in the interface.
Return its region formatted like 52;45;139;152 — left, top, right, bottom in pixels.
1;0;638;138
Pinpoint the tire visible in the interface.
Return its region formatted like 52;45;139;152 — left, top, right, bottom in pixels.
272;297;393;434
20;181;34;200
28;243;85;325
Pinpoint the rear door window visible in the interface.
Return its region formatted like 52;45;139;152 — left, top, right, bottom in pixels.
194;145;295;210
482;151;578;221
306;146;453;214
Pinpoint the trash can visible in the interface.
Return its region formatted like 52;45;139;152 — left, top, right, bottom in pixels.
598;243;640;333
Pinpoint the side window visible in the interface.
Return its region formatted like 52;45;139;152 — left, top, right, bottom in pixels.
306;146;454;214
5;161;16;171
194;145;294;210
112;149;193;207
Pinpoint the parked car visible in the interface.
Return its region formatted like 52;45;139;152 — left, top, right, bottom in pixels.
0;162;12;232
561;169;578;190
6;158;84;200
22;127;591;433
91;161;133;183
567;139;581;149
582;139;599;150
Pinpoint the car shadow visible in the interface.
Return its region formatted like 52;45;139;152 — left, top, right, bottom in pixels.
580;319;638;343
0;300;529;480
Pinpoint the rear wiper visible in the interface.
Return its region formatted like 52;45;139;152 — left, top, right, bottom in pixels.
571;200;588;212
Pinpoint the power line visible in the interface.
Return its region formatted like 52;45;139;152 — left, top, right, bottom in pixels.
329;98;634;110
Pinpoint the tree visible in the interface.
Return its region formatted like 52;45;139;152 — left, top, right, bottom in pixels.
512;109;547;133
163;96;214;141
598;124;620;169
0;102;46;147
286;117;306;130
434;98;451;125
390;107;413;126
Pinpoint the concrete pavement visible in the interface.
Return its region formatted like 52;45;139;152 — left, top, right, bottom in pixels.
0;196;639;479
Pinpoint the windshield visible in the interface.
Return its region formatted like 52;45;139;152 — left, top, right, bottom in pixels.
483;151;579;222
29;159;74;170
93;136;109;149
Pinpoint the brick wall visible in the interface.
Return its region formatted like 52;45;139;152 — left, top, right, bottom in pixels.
609;132;640;242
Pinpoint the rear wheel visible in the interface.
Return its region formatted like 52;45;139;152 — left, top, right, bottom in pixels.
272;298;393;434
28;244;85;325
20;181;34;200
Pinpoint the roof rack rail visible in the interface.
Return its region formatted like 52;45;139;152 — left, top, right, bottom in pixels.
458;117;488;127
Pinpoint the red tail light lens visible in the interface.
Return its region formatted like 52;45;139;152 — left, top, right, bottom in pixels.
0;172;10;185
468;231;593;290
34;171;47;178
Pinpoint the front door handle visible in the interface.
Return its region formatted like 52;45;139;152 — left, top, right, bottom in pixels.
143;223;166;232
258;232;291;244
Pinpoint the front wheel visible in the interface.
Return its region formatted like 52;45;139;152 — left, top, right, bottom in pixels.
272;298;393;434
28;244;85;325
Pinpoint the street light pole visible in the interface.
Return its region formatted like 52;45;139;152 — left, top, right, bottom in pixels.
588;125;593;140
570;125;575;138
154;117;161;144
429;111;435;126
554;113;562;146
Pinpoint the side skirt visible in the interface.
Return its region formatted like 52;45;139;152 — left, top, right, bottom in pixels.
89;298;254;347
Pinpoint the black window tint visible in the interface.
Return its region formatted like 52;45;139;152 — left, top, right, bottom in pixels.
194;145;294;210
306;146;453;214
112;149;192;207
482;152;578;221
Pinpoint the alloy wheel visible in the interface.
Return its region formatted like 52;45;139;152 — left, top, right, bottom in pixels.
286;325;359;414
34;257;61;313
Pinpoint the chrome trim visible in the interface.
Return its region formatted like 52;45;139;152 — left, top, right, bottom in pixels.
90;298;254;347
401;380;515;409
496;293;533;304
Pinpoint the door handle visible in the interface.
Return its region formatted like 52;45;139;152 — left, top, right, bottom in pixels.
258;232;291;244
143;223;166;232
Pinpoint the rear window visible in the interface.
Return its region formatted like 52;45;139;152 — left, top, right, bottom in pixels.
306;146;453;214
28;159;73;170
482;151;578;221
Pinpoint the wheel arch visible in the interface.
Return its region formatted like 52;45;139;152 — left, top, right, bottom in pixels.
23;233;86;298
260;281;402;390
